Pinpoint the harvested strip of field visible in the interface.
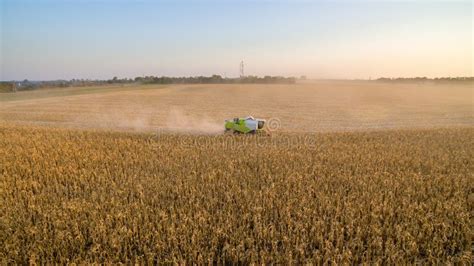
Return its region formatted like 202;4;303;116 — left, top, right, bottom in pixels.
1;124;472;264
1;81;472;132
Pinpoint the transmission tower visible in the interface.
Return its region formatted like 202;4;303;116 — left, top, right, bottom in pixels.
239;60;245;78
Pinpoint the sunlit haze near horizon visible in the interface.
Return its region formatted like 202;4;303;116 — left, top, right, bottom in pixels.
1;0;472;81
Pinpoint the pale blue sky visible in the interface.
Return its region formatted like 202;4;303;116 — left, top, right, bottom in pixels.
0;0;472;80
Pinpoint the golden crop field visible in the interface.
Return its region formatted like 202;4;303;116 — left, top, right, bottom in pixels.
1;125;472;263
0;82;473;263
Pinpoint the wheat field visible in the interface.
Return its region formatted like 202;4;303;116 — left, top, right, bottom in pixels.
1;82;473;263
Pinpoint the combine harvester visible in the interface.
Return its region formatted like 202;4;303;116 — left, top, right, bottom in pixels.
224;116;267;134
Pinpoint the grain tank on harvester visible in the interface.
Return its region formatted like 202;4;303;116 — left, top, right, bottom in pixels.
224;116;266;134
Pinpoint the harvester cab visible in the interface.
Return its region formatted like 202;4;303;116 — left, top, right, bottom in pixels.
225;116;266;134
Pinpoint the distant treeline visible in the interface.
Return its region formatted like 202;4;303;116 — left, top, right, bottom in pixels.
0;75;296;92
375;77;473;83
0;79;112;93
135;75;296;84
0;82;15;93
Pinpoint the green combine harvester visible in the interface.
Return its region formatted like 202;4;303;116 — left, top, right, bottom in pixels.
224;116;266;134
